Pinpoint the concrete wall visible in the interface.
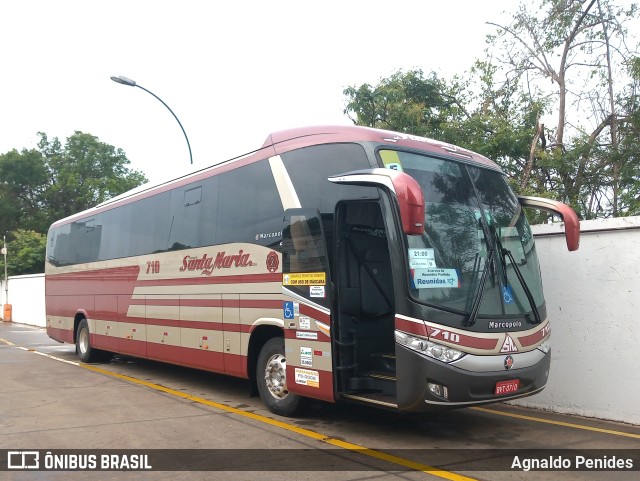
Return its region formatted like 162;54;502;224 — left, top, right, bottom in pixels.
510;216;640;425
1;273;46;327
2;217;639;424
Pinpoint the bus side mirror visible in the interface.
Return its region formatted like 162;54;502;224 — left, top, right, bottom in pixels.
517;196;580;251
390;172;425;236
328;169;425;236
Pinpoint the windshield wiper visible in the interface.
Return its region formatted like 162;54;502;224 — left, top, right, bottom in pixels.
464;214;496;327
464;248;494;327
490;224;542;324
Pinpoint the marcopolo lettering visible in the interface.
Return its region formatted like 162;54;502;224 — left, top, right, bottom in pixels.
180;250;254;276
489;321;523;330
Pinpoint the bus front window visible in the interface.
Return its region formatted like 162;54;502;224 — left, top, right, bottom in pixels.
380;150;545;326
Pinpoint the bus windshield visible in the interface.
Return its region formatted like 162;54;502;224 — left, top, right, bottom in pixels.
380;149;544;322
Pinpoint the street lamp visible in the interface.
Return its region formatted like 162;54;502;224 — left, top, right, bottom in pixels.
110;75;193;165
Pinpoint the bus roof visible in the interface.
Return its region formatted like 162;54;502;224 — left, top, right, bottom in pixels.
265;125;501;172
51;125;501;229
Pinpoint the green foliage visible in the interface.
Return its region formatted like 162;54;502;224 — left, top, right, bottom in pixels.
37;132;147;225
342;0;640;220
0;131;147;275
0;230;46;276
343;69;465;139
342;65;539;185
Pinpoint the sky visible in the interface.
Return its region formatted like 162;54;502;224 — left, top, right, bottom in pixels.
0;0;517;184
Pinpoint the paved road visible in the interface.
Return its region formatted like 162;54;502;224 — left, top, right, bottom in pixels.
1;322;638;481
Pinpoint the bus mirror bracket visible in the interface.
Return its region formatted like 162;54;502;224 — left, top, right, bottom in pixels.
328;169;425;236
517;196;580;251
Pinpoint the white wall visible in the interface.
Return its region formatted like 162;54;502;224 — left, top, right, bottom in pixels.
1;273;46;327
2;217;639;424
510;216;640;425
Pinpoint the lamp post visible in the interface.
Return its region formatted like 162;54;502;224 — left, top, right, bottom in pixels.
110;75;193;165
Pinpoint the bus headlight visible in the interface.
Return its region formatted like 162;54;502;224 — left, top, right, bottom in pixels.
395;331;465;363
537;335;551;354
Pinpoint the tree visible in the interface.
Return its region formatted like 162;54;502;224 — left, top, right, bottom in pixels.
486;0;639;217
38;131;147;225
0;148;48;234
0;131;147;275
342;67;540;189
343;1;639;219
343;69;467;139
0;230;47;276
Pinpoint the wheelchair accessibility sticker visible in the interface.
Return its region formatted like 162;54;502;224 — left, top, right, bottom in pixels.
502;285;514;304
283;301;295;319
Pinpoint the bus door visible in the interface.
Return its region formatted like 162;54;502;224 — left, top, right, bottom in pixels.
328;169;424;407
281;209;335;402
332;200;397;405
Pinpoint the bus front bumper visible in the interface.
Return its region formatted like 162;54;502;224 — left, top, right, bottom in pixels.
395;344;551;412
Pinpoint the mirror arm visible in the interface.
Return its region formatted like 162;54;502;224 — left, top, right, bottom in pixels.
517;196;580;251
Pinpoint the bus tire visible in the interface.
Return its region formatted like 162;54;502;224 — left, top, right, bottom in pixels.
256;337;301;416
76;318;103;363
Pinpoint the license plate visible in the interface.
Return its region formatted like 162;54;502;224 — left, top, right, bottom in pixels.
495;379;519;395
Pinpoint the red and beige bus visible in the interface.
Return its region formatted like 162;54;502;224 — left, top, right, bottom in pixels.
45;125;579;416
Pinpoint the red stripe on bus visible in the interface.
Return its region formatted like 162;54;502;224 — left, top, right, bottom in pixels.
128;298;282;309
91;332;119;352
137;273;282;286
45;266;140;296
286;367;335;403
395;318;428;337
437;331;498;350
111;339;248;379
47;326;73;344
299;304;330;324
518;328;546;348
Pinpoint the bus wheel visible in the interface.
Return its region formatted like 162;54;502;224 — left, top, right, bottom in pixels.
256;337;301;416
76;318;102;363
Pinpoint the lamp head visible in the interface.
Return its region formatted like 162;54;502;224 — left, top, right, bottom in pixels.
110;75;137;87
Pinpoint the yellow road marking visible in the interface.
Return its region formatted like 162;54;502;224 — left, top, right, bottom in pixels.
0;335;478;481
80;363;477;480
6;334;639;471
471;407;640;439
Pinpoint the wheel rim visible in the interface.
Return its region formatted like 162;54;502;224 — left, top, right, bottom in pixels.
264;353;288;400
79;327;89;354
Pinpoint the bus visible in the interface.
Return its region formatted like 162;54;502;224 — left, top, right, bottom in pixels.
45;125;580;416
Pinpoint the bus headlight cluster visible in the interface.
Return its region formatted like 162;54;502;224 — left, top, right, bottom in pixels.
537;335;551;354
395;331;465;363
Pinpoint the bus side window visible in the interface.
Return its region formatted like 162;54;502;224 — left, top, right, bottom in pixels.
280;143;374;215
215;159;283;247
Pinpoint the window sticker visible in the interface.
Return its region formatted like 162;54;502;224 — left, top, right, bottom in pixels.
300;347;313;367
299;316;311;330
385;162;403;172
309;285;325;298
283;272;326;286
380;150;404;172
411;268;460;289
294;368;319;388
296;331;318;340
408;248;436;268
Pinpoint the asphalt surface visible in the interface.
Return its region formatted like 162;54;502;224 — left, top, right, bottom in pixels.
1;322;638;481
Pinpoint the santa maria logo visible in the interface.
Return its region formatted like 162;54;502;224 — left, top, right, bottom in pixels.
180;250;255;276
266;251;279;273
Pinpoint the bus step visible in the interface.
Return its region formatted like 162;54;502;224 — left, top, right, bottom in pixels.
341;392;397;409
368;371;396;382
371;352;396;371
345;375;396;396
